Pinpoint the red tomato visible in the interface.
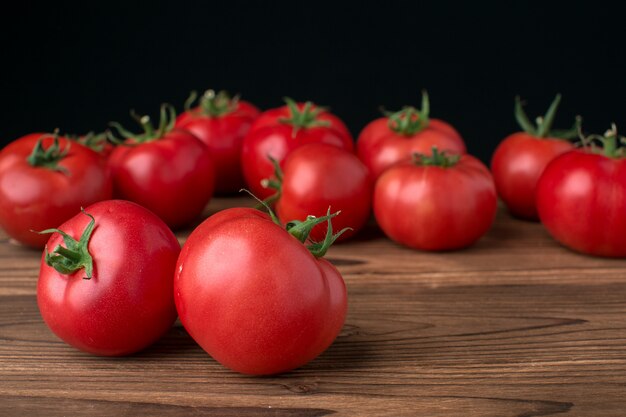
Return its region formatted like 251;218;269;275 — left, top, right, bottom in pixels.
374;149;497;250
491;95;579;220
37;200;180;356
357;92;466;180
175;89;260;194
0;132;112;248
108;104;215;229
241;98;354;199
271;143;372;242
536;127;626;257
175;206;347;375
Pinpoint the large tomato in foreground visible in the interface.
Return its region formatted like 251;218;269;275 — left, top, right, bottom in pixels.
0;132;112;248
491;94;579;220
267;143;372;242
37;200;180;356
374;148;497;250
241;98;354;199
176;89;260;194
108;104;215;229
357;91;466;179
536;126;626;257
175;206;347;375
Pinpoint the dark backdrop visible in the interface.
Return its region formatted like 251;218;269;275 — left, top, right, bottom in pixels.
2;2;624;163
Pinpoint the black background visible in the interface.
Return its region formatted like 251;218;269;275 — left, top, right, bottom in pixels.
1;2;624;162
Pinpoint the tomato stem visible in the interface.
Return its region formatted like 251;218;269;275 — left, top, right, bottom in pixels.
109;104;177;144
185;89;240;117
240;190;348;258
582;124;626;158
385;90;430;136
66;131;111;153
260;156;284;205
278;97;331;136
515;94;581;140
412;146;460;168
37;210;96;279
26;130;71;174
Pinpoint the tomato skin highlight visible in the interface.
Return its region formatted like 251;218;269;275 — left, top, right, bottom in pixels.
374;155;497;250
0;133;112;248
536;150;626;257
241;102;353;199
276;143;372;242
37;200;180;356
176;100;260;194
357;117;466;180
108;129;215;229
174;207;347;375
491;132;574;220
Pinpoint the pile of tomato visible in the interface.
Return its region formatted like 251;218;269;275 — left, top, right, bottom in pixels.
0;89;624;375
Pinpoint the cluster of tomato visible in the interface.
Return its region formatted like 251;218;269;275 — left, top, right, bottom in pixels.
0;89;624;375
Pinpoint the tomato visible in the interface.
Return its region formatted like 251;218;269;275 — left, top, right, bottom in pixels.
175;89;260;194
374;148;497;250
108;104;215;229
357;91;466;180
175;205;347;375
268;143;372;242
536;126;626;257
37;200;180;356
0;132;112;248
241;98;354;199
491;94;579;220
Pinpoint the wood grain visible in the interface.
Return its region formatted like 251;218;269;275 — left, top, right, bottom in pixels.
1;197;626;416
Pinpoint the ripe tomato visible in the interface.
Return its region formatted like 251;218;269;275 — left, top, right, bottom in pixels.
491;94;580;220
267;143;372;242
241;98;354;199
536;126;626;257
0;132;112;248
175;89;260;194
374;148;497;250
175;205;347;375
108;104;215;229
357;91;466;180
37;200;180;356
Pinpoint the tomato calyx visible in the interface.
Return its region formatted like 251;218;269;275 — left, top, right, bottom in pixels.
37;210;95;280
184;89;239;118
242;190;349;258
412;146;460;168
515;94;582;140
259;156;284;205
385;90;430;136
581;124;626;158
279;98;331;136
26;130;71;174
109;104;177;144
67;131;111;153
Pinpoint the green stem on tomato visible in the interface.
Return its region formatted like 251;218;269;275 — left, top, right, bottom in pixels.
184;89;240;117
26;129;71;174
385;90;430;136
109;103;177;145
239;190;349;258
412;146;460;168
36;210;96;279
278;97;331;137
515;94;581;140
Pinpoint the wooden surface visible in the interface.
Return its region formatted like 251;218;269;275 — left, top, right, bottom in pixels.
1;197;626;416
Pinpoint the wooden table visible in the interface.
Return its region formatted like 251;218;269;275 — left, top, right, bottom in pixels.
1;197;626;416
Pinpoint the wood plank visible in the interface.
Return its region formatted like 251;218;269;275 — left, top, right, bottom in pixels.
1;197;626;416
